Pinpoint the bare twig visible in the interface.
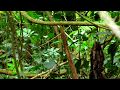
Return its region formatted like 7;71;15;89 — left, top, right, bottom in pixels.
39;26;70;47
39;33;61;48
30;61;67;79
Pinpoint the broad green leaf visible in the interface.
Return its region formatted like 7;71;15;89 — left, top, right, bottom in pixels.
43;60;56;69
27;11;40;19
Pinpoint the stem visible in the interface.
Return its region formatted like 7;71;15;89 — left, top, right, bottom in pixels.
6;11;20;78
60;26;78;79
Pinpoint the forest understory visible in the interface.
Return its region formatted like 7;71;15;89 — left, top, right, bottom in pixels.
0;11;120;79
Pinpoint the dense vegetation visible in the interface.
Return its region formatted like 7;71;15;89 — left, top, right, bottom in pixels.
0;11;120;79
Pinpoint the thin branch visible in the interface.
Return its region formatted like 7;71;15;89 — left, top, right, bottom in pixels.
76;11;108;29
30;61;67;79
39;26;70;47
0;69;13;75
39;33;61;48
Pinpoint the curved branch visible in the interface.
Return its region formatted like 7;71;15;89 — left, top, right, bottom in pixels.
20;11;106;27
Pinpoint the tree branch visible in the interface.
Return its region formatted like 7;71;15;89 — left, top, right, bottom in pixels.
99;11;120;39
60;26;78;79
20;11;106;27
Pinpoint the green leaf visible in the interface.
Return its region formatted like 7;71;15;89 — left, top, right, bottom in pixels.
116;21;120;26
30;34;39;44
83;60;89;69
48;33;54;39
43;60;56;69
69;30;78;36
81;41;88;50
75;59;81;74
108;42;118;55
27;11;40;19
